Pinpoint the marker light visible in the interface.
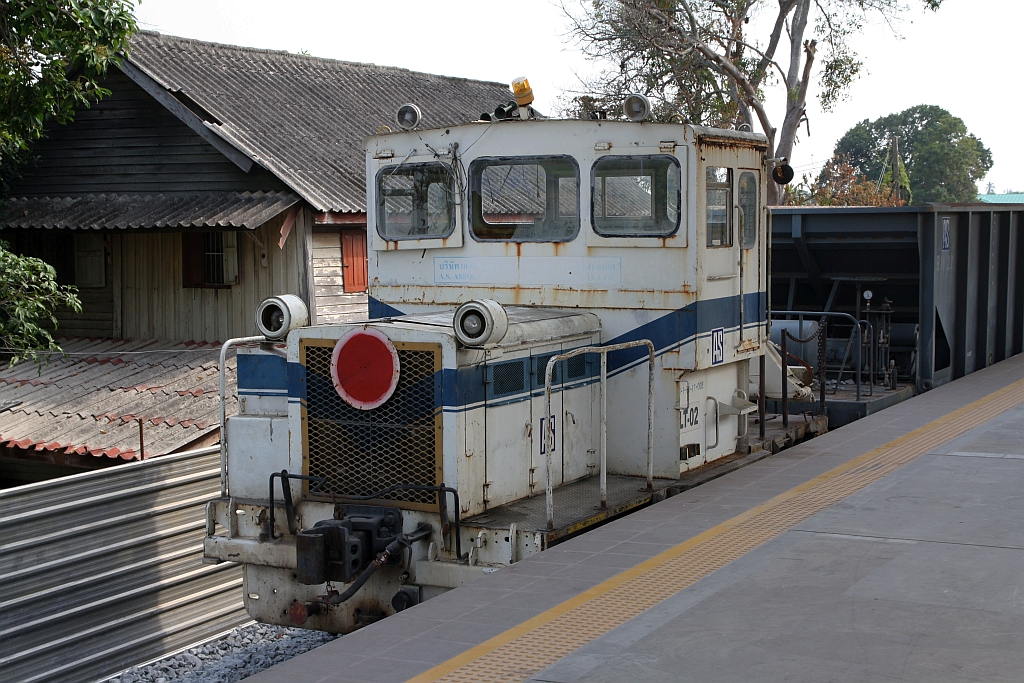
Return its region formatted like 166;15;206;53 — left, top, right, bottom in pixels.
771;163;795;185
511;77;534;107
396;103;422;131
330;328;400;410
623;93;651;122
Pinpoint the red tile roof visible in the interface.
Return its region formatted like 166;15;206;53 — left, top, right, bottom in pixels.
0;338;236;461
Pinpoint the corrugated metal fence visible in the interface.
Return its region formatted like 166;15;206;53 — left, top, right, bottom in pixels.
0;446;249;683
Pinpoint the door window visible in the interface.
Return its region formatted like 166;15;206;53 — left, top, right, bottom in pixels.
738;171;758;249
706;166;732;247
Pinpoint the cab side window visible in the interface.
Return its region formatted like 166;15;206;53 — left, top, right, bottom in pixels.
706;166;732;247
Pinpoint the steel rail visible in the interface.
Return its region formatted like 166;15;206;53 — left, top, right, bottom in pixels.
543;340;655;530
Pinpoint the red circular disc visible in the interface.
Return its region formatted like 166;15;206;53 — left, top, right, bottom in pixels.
330;329;400;410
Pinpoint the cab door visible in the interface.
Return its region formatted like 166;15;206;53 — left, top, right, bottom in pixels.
483;356;533;508
699;145;763;366
736;167;763;349
530;345;564;492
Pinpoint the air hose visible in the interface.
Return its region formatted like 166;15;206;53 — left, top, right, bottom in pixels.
324;523;432;606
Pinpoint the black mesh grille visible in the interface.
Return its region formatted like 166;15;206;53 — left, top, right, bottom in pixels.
492;360;525;396
532;354;560;388
304;343;439;506
566;354;587;380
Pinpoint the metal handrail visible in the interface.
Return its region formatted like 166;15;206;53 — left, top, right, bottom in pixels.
219;336;265;497
770;311;874;401
543;339;656;531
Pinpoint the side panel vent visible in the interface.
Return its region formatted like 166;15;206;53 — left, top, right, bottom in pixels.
302;340;441;509
566;354;588;380
490;360;527;397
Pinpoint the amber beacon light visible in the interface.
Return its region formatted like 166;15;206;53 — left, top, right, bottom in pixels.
511;76;534;120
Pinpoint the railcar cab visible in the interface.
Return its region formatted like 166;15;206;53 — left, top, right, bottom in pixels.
365;112;771;472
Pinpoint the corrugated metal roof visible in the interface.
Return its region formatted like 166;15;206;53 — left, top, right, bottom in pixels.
126;31;513;213
0;190;299;230
0;338;239;461
978;193;1024;204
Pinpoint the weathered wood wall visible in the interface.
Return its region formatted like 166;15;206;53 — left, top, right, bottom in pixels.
119;210;310;342
10;69;287;197
56;244;115;338
311;230;368;324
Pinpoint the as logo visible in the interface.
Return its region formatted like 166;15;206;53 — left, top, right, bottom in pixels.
711;328;725;366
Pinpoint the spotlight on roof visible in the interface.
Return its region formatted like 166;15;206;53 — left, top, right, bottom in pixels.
623;94;651;122
256;295;309;341
396;103;422;131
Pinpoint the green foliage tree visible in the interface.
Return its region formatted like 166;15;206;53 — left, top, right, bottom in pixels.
1;0;137;195
833;105;992;204
0;241;82;367
565;0;944;202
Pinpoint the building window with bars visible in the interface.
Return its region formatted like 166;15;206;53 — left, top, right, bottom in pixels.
182;231;239;287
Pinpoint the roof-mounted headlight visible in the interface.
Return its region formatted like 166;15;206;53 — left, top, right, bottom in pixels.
396;103;422;131
454;299;509;347
623;93;651;122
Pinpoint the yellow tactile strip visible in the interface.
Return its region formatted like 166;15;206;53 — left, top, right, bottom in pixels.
409;377;1024;683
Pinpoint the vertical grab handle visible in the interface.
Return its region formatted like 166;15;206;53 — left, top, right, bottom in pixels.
544;339;656;531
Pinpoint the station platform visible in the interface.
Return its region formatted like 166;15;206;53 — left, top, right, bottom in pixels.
247;356;1024;683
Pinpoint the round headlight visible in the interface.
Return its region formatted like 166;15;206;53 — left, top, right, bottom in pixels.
255;295;309;340
460;311;485;339
396;103;422;131
453;299;509;347
623;93;651;122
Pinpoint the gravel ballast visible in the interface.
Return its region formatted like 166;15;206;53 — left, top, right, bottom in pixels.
108;623;339;683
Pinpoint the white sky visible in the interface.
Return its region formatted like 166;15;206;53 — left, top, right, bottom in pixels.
134;0;1023;194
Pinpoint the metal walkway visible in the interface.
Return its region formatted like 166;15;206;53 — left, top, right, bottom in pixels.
246;355;1024;683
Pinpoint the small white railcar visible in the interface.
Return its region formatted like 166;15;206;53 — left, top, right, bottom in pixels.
205;97;774;633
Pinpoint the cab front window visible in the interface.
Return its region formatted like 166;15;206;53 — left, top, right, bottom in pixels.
376;162;454;240
469;156;580;242
592;155;680;237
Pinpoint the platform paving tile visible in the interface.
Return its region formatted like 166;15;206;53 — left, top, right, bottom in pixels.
374;635;479;666
488;586;588;611
246;356;1024;683
418;618;518;645
456;603;547;627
